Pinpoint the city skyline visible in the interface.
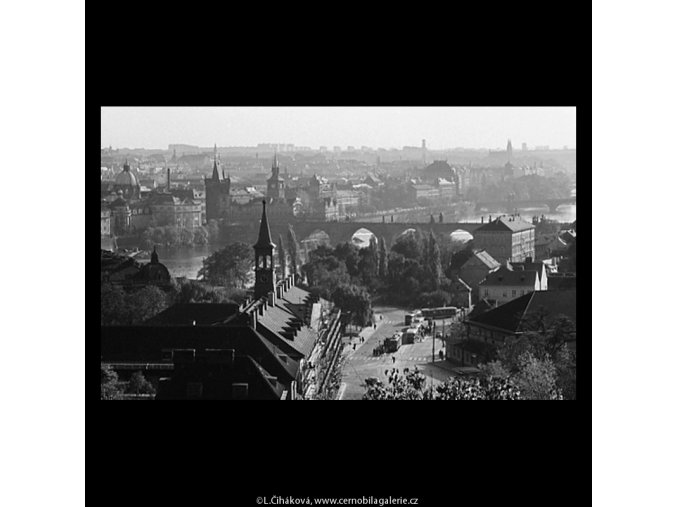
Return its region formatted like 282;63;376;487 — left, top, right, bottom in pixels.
101;107;576;151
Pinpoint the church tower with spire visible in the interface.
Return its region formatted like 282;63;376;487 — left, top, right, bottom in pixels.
506;139;513;160
267;152;285;200
253;199;276;299
205;144;231;221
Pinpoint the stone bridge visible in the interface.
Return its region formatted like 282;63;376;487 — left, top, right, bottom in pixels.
219;218;485;248
476;197;576;213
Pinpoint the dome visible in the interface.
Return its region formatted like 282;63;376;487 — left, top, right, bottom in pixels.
115;165;139;187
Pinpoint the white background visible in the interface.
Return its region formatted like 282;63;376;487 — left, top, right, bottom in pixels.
0;1;84;506
1;1;676;505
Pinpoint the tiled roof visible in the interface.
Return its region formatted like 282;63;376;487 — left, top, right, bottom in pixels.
475;216;534;233
143;303;240;326
473;249;501;270
281;286;312;306
467;299;495;319
547;274;577;291
480;265;538;287
467;289;576;334
101;324;299;384
257;303;317;358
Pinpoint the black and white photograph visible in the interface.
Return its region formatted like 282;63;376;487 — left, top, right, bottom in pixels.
99;106;576;400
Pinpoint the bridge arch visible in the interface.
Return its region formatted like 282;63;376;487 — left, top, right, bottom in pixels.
351;227;377;249
300;229;331;254
450;228;473;243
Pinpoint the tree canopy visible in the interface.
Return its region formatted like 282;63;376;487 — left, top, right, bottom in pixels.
363;368;522;400
197;242;253;288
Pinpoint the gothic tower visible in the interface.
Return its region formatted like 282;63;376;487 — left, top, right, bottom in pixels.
205;144;231;222
253;200;275;299
506;139;513;160
267;152;285;200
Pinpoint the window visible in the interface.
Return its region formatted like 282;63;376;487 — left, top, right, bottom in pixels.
512;289;516;297
503;291;507;298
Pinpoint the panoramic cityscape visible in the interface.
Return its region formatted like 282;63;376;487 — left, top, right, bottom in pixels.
100;107;576;400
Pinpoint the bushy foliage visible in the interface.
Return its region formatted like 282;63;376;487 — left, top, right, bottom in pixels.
478;314;576;400
101;364;124;400
331;284;373;327
101;283;170;325
170;279;247;305
126;371;156;396
197;242;253;288
141;225;210;249
363;368;522;400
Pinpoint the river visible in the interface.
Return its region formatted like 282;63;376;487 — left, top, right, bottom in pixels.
154;244;221;280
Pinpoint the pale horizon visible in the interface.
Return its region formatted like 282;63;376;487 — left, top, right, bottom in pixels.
101;107;576;151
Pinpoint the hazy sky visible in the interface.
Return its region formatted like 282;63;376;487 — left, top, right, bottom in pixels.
101;107;576;150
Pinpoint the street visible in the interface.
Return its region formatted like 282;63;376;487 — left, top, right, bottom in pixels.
337;305;463;400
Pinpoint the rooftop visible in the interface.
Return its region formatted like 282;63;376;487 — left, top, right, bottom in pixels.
467;289;576;334
475;216;535;233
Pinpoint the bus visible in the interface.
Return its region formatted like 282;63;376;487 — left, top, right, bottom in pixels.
384;333;402;353
421;306;458;319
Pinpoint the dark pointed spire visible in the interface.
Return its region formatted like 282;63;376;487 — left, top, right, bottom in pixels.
211;145;219;181
151;245;159;264
254;199;274;249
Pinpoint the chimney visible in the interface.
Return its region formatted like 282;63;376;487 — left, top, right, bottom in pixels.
167;167;171;191
268;291;275;307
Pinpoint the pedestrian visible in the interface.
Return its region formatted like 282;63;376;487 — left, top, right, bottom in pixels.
353;343;356;350
392;355;396;364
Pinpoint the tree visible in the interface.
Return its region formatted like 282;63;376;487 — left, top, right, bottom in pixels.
126;371;156;395
171;279;245;304
363;368;522;400
334;242;360;277
479;315;575;399
101;283;127;325
198;242;253;288
101;364;124;400
378;236;388;279
513;352;563;400
331;284;373;327
287;225;300;279
126;285;169;324
425;231;443;290
193;226;209;245
391;233;422;261
277;234;286;279
179;227;194;245
357;237;379;288
164;226;179;246
418;290;449;308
